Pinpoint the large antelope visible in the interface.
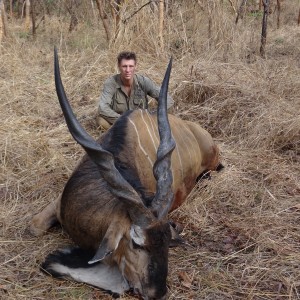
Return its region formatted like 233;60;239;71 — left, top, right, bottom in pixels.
30;49;222;300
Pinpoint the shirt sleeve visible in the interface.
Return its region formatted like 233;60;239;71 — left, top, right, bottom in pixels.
98;78;121;124
141;75;174;110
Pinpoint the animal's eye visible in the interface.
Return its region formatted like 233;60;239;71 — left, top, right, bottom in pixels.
148;263;156;275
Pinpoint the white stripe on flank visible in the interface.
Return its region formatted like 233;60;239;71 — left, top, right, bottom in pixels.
171;130;184;180
128;117;154;166
140;110;157;152
145;110;176;184
174;139;184;180
145;110;160;145
181;122;199;162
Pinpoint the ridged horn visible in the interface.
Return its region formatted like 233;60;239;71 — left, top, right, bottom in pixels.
54;47;154;228
151;58;176;220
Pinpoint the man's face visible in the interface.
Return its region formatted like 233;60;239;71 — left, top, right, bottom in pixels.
118;59;136;82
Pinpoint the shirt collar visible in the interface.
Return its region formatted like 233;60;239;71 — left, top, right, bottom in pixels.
115;74;140;89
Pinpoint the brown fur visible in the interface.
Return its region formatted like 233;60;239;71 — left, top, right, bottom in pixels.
29;108;220;299
30;109;220;246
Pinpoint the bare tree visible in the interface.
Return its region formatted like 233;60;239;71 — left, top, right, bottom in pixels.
123;1;154;24
207;0;214;46
158;0;164;50
9;0;13;19
228;0;238;16
110;0;122;39
260;0;269;58
276;0;281;29
66;0;79;32
24;0;31;31
95;0;111;42
31;0;36;36
0;0;7;41
235;0;247;24
0;0;4;42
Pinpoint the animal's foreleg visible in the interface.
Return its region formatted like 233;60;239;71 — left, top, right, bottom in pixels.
29;195;61;236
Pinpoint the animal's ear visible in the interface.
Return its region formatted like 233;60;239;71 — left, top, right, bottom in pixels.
130;225;146;246
169;224;187;248
88;238;116;264
88;223;125;264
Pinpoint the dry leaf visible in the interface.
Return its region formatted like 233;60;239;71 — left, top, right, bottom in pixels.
178;271;193;289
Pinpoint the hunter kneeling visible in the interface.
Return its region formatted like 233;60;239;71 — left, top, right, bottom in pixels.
96;51;174;130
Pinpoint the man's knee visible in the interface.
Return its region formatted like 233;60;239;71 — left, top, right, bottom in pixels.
96;115;112;130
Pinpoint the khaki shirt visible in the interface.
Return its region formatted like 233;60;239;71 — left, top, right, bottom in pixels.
98;74;174;124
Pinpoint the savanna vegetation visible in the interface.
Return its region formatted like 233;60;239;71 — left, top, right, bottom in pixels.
0;0;299;299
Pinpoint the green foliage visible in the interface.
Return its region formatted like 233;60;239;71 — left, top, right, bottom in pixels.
275;37;284;44
18;31;31;39
249;10;263;18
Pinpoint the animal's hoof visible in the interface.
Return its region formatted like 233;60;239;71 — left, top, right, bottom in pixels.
28;217;47;237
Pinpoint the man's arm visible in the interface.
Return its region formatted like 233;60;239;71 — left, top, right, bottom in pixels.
140;75;174;110
98;78;120;124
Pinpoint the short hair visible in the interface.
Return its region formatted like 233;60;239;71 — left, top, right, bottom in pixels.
117;51;137;65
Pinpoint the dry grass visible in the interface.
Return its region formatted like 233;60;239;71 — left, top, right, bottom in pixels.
1;1;299;299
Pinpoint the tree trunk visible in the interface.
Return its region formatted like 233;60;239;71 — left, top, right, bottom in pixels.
110;0;123;42
90;0;97;21
260;0;269;58
158;0;164;50
0;1;4;42
276;0;281;29
298;7;300;26
228;0;238;16
235;0;247;24
31;0;36;37
9;0;13;19
66;0;79;33
24;0;31;31
165;0;169;16
95;0;111;42
207;0;213;47
0;0;8;41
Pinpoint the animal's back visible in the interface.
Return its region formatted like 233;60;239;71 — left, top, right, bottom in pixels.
103;109;219;210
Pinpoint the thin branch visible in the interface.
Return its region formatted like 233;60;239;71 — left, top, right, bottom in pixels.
0;0;8;39
260;0;269;58
227;0;237;16
95;0;111;42
122;0;158;24
276;0;281;29
235;0;247;24
31;0;36;36
34;15;45;31
158;0;164;50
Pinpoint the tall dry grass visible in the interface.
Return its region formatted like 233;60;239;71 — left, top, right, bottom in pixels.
0;1;299;299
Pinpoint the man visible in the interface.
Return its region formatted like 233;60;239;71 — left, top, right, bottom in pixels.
97;51;174;130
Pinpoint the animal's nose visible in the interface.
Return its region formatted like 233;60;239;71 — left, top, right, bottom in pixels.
139;287;167;300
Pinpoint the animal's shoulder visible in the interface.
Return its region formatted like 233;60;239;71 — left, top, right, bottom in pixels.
100;110;133;156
